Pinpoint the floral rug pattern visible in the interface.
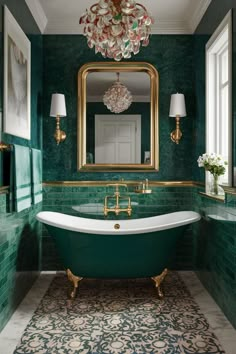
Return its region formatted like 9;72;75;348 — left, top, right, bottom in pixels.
14;272;225;354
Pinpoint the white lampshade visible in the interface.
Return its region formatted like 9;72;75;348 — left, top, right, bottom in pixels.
50;93;67;117
169;93;186;117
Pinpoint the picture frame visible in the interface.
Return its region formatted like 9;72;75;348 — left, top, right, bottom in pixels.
3;5;31;140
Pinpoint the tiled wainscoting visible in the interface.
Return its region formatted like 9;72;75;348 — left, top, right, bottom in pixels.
193;188;236;328
0;191;42;332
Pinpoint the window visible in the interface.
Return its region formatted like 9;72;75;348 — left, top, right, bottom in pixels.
206;10;232;188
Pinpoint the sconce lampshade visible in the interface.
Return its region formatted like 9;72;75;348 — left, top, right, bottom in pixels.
50;93;67;117
169;93;186;117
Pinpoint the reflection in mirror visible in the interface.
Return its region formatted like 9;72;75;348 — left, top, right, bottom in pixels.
78;62;159;171
86;72;150;165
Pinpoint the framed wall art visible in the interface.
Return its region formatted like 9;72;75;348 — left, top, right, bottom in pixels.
4;5;31;140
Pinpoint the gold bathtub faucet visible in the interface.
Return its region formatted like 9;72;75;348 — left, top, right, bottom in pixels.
104;183;132;216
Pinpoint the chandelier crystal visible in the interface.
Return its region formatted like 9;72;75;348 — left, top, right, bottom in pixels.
79;0;153;61
103;73;132;113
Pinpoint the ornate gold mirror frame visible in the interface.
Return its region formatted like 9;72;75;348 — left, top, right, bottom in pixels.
77;62;159;171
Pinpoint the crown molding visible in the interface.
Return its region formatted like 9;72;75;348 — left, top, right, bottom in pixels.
151;21;192;34
25;0;48;34
27;0;211;35
188;0;212;33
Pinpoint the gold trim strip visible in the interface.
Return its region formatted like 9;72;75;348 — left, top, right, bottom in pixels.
199;192;225;203
43;181;204;188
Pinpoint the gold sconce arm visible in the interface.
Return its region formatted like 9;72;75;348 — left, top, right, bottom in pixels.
170;115;182;144
50;93;67;145
54;115;66;145
169;93;186;145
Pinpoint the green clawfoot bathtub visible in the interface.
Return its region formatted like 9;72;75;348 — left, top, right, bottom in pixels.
37;211;200;298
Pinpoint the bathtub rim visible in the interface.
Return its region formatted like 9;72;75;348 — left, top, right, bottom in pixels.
36;211;201;235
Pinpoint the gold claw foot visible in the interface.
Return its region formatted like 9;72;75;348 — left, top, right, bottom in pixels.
151;268;168;299
66;269;83;299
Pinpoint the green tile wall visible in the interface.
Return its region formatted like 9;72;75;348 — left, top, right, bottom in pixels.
42;35;195;181
0;193;7;213
0;197;42;332
0;6;43;333
192;189;236;328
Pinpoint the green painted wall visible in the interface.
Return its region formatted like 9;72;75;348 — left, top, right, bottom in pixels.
42;35;195;181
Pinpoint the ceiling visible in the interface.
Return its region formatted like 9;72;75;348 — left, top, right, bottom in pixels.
87;72;150;102
24;0;212;99
25;0;212;35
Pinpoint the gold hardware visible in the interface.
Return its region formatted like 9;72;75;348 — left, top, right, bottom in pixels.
66;269;83;299
170;115;182;144
135;189;152;194
135;178;152;194
151;268;168;298
0;142;11;151
104;183;132;216
54;115;66;145
114;223;120;229
43;180;204;187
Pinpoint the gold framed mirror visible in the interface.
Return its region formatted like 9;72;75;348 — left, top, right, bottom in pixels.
77;62;159;171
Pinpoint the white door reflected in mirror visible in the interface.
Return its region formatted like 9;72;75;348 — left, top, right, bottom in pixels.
94;115;141;164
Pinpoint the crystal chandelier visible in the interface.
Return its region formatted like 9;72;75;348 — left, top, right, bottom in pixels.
79;0;153;61
103;73;132;113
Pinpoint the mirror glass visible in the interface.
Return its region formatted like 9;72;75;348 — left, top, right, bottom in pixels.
77;62;159;171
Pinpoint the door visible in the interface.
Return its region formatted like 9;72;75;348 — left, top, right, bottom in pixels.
95;115;141;163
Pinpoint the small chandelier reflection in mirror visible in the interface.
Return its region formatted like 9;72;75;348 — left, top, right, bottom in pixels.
79;0;153;61
103;73;132;113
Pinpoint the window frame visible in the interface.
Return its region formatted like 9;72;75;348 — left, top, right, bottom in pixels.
205;10;232;190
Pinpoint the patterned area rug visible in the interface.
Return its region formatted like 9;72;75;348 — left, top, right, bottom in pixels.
14;272;225;354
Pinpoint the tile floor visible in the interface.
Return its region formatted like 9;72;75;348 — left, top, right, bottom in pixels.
0;271;235;354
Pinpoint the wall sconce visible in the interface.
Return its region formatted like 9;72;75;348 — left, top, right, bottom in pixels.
169;93;186;144
50;93;67;145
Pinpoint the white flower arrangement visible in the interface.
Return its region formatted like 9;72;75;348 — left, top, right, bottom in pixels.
197;153;227;176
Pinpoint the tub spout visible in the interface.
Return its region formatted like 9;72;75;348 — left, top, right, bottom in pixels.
104;183;132;216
